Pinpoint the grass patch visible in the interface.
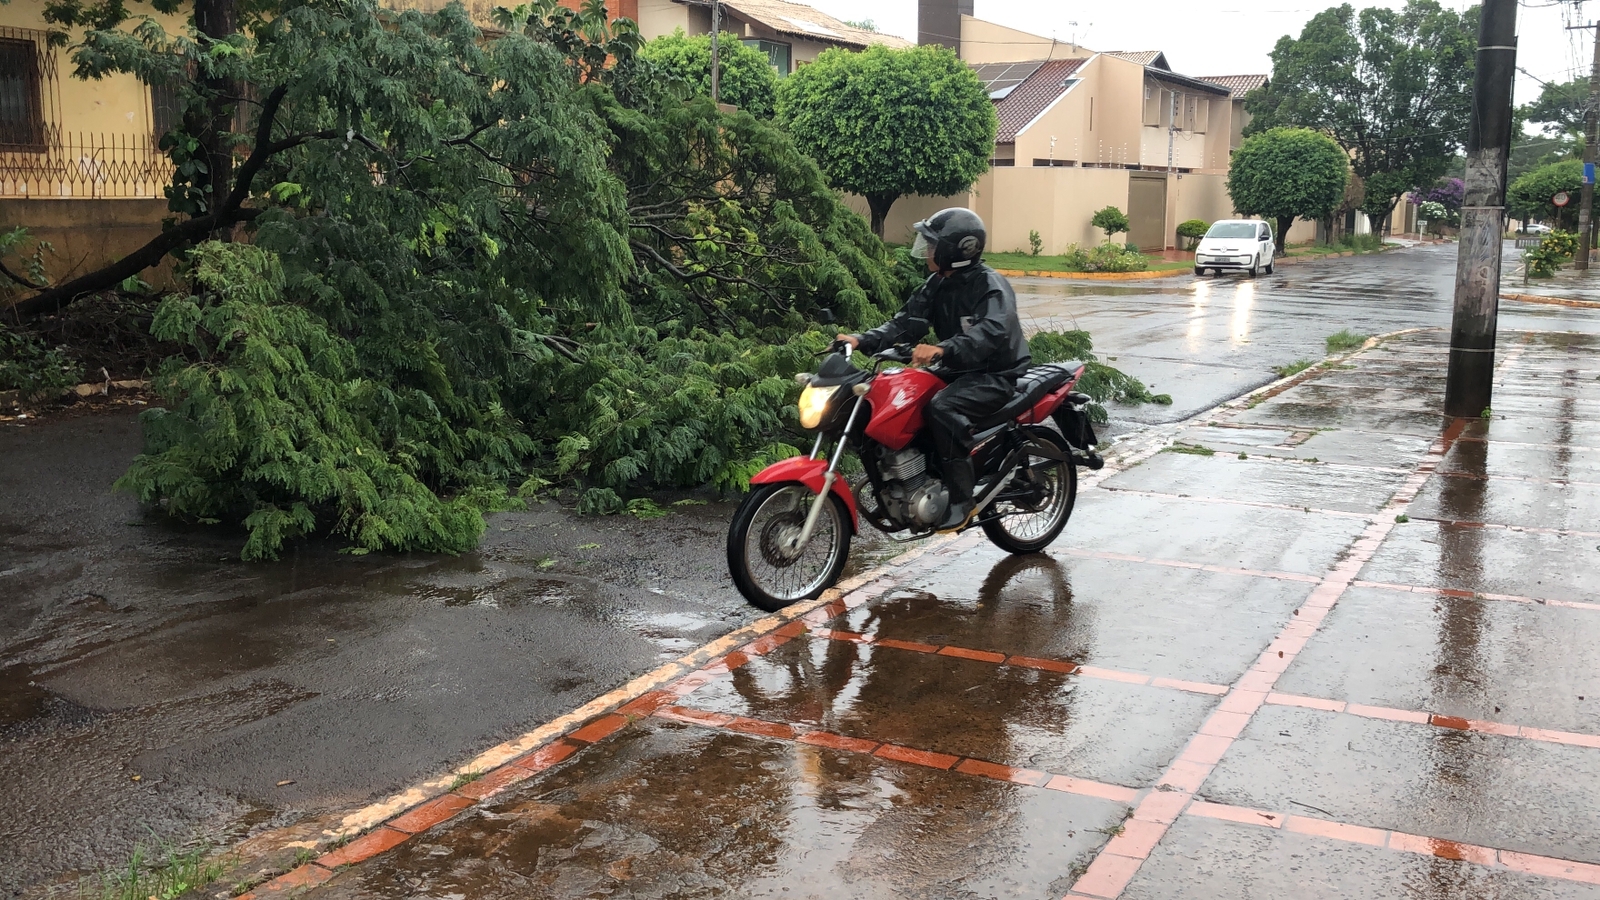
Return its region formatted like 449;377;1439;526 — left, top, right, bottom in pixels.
1273;359;1313;378
986;251;1193;274
85;841;233;900
1165;443;1215;456
1325;329;1368;353
449;771;482;791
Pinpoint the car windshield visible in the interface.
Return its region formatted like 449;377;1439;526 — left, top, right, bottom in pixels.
1206;222;1260;239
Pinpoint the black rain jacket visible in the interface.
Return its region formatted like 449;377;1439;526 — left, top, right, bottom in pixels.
854;262;1031;379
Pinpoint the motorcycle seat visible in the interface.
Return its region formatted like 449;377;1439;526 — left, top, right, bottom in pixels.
969;362;1083;430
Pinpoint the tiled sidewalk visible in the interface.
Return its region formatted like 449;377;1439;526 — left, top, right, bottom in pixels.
242;330;1600;899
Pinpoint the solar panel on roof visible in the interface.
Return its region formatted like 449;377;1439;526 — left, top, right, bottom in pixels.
971;60;1047;97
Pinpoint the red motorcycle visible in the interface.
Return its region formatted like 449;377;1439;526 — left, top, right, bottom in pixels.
727;342;1102;611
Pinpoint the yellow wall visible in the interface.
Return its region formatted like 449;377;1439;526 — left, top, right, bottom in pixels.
958;16;1088;64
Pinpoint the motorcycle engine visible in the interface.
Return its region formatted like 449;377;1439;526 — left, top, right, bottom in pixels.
876;448;949;529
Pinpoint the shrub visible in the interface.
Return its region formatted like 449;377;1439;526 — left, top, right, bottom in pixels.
0;325;81;399
639;30;779;118
1082;243;1148;273
1028;229;1043;256
1176;219;1208;249
1091;206;1130;241
1543;230;1580;259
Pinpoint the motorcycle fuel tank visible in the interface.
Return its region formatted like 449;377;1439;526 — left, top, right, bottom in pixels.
863;367;946;450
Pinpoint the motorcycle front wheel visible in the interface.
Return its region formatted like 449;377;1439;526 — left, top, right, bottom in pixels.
727;482;852;612
982;430;1077;554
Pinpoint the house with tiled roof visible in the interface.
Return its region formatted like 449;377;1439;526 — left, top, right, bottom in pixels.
635;0;910;75
863;2;1263;253
1198;74;1270;150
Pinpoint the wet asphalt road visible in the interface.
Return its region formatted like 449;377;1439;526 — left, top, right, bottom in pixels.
247;326;1600;900
3;243;1598;894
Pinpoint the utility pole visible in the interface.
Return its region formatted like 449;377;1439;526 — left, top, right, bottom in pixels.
710;0;722;104
1444;0;1517;418
1572;21;1599;270
1167;90;1178;173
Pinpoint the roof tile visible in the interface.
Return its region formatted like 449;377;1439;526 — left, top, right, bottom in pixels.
992;57;1086;144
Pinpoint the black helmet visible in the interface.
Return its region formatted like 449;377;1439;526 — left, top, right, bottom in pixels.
911;207;986;270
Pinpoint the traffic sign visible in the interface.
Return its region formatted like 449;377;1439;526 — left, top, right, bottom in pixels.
1587;162;1596;185
1554;191;1571;207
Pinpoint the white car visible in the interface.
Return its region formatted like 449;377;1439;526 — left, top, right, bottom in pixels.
1524;223;1553;235
1194;220;1275;277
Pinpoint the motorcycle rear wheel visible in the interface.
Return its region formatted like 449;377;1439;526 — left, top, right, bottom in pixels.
982;430;1076;554
728;482;852;612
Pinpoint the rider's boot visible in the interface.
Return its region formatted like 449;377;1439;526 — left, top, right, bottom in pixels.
936;455;976;531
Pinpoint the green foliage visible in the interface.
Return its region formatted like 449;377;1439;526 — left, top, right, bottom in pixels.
1526;231;1580;278
1054;242;1148;273
1508;160;1584;226
1176;218;1208;249
84;839;232;900
1227;127;1348;249
1090;206;1130;240
1520;75;1589;138
115;244;500;561
0;226;53;294
1028;330;1171;424
1246;0;1477;228
96;0;898;558
1325;329;1368;353
1273;359;1312;378
1164;443;1215;456
1338;233;1385;252
0;325;81;398
777;44;996;235
1028;229;1043;256
639;29;778;118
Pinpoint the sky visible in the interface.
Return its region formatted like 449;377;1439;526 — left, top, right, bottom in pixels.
803;0;1595;125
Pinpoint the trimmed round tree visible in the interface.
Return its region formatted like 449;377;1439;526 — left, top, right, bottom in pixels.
639;30;779;118
1508;160;1584;229
1227;127;1349;252
778;45;996;238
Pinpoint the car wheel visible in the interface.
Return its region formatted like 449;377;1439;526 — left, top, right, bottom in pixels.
1247;256;1258;277
1193;266;1204;276
1265;259;1275;275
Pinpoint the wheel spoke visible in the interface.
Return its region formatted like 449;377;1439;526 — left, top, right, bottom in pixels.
741;486;843;603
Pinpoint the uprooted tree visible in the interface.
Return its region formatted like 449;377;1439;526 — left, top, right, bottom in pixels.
14;0;905;558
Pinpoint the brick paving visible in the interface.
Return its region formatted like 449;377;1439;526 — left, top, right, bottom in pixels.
241;329;1600;899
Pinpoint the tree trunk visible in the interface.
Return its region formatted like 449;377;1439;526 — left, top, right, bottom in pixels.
1274;215;1293;254
865;192;899;241
193;0;242;218
1368;210;1389;237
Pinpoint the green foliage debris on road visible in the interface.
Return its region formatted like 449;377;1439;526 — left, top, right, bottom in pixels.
1029;330;1172;424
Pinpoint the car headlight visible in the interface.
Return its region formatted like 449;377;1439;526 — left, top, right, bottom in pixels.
798;384;840;430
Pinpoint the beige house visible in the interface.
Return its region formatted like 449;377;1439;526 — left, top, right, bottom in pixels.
863;1;1269;254
635;0;910;72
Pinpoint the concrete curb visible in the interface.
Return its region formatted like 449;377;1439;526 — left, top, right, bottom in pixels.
992;267;1191;281
1500;292;1600;310
223;329;1434;895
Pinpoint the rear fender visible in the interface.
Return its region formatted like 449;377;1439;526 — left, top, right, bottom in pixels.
749;456;859;531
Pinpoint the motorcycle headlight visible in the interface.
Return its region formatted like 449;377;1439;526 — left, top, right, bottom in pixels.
798;384;840;430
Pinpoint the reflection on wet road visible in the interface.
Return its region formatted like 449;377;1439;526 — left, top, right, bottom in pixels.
239;328;1600;900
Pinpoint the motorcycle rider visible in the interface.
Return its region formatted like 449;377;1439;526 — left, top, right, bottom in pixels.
838;207;1030;531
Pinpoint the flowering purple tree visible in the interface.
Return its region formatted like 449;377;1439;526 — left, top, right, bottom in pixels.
1423;177;1465;211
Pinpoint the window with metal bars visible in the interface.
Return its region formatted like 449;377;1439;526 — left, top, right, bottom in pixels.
0;37;44;149
151;80;182;141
